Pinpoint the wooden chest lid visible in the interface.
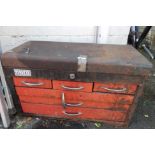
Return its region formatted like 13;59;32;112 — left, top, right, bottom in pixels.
1;41;153;76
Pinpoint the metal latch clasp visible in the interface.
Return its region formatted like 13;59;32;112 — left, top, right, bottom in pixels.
77;55;87;72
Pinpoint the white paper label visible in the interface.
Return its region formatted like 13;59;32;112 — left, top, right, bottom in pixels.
14;69;31;77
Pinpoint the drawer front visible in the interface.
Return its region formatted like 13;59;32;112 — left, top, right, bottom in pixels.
53;80;93;92
21;103;127;122
19;96;130;111
16;87;133;112
16;87;134;105
13;77;52;88
93;82;137;94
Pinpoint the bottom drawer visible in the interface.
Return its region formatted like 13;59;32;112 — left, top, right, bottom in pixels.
21;102;127;122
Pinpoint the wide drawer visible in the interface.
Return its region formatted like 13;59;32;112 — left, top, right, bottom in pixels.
53;80;93;92
21;103;127;122
13;77;52;88
19;95;130;111
93;82;137;94
16;87;134;105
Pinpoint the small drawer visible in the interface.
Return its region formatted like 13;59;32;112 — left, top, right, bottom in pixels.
13;77;52;88
53;80;93;92
93;82;137;94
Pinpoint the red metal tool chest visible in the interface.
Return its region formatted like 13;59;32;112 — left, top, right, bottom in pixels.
1;41;153;127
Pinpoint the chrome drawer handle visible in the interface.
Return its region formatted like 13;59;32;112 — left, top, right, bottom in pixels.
61;85;84;90
63;111;82;116
65;103;83;107
61;93;83;108
22;81;44;86
100;86;127;92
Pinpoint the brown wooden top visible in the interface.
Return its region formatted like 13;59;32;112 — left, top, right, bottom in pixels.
1;41;153;76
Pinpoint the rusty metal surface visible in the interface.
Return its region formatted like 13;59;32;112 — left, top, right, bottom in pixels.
1;41;153;76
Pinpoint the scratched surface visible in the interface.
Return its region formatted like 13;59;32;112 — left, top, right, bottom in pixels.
1;41;152;76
